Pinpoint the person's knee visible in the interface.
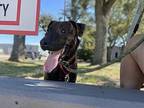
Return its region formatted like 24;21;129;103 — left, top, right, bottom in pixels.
124;34;143;53
120;53;144;90
120;80;142;89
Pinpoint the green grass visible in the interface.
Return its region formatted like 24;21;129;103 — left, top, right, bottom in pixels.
0;60;43;78
77;63;120;87
0;56;120;87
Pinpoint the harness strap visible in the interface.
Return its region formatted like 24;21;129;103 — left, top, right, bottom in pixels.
56;22;81;80
58;37;80;75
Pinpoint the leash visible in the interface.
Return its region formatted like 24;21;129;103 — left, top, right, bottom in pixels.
61;36;144;75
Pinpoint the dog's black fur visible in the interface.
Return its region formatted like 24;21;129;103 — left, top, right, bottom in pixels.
40;21;85;82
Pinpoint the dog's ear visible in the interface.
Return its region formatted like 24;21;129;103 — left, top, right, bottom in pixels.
70;21;85;37
76;23;85;37
47;21;55;31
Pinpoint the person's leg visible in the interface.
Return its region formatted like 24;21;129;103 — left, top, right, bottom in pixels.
131;42;144;74
120;55;144;89
120;35;144;89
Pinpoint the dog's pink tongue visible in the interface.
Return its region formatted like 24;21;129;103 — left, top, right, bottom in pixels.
43;50;62;73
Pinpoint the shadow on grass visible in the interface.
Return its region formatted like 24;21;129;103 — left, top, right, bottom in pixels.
19;60;44;65
0;61;43;78
77;62;119;74
78;74;118;87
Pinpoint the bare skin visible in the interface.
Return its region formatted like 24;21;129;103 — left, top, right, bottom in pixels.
120;34;144;90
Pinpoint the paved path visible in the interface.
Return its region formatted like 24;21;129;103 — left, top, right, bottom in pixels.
0;76;144;108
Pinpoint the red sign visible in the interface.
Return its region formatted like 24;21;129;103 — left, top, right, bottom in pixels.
0;0;40;35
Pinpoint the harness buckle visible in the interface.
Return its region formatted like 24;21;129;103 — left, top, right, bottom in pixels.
65;74;70;82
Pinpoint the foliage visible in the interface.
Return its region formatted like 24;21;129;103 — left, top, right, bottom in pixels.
62;0;93;21
108;0;137;46
78;25;95;61
78;0;137;64
77;48;93;61
39;14;53;32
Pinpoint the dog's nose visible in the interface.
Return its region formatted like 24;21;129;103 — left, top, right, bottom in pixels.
43;41;48;46
40;39;48;50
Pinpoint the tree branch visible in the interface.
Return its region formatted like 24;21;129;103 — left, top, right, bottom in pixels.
96;0;105;9
39;24;47;32
105;0;116;9
103;0;116;15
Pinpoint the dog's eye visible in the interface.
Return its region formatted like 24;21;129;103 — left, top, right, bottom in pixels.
61;29;65;33
69;30;74;34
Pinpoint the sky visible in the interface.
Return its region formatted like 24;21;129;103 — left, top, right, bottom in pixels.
0;0;65;45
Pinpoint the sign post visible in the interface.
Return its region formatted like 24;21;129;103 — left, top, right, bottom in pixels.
0;0;40;35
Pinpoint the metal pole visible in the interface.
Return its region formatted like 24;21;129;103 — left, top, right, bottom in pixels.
126;0;144;41
64;0;66;21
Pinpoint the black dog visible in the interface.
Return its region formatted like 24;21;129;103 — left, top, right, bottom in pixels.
40;21;85;83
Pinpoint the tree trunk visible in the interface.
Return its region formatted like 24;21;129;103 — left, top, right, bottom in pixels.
92;0;116;65
9;35;26;62
92;0;107;65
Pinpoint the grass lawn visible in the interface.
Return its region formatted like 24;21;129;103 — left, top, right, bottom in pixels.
0;55;120;88
0;60;43;78
77;63;120;87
